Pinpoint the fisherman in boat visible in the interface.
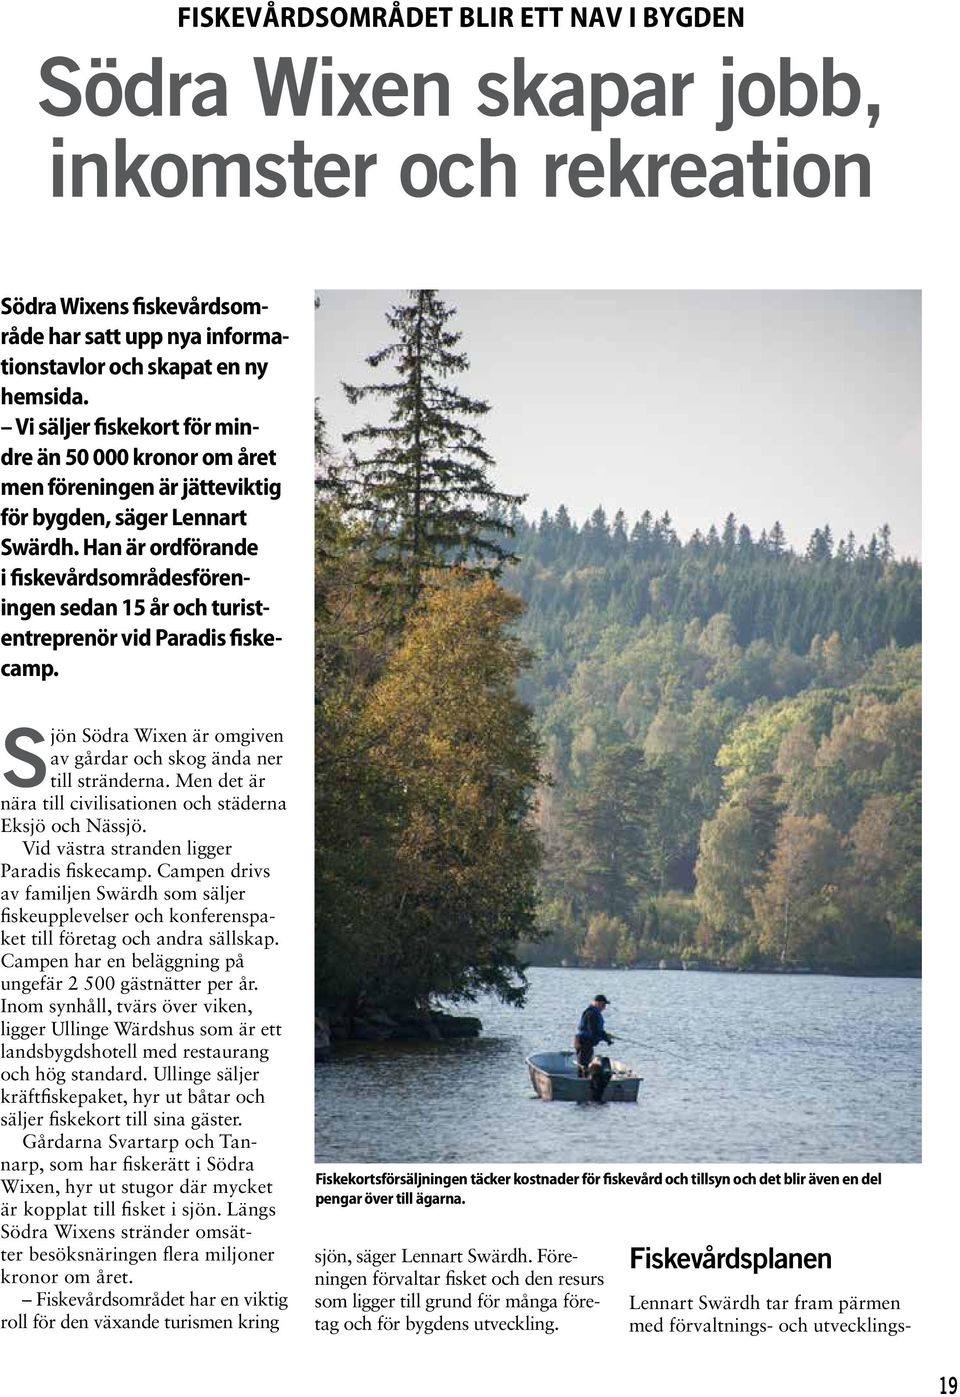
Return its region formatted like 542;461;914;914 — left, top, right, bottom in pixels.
574;993;614;1078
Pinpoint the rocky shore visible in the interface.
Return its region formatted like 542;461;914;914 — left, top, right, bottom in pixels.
315;1007;482;1060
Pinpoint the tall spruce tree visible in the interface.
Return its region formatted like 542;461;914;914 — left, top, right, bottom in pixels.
341;290;524;590
561;745;661;922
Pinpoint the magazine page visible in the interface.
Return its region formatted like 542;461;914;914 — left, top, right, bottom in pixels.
1;2;949;1393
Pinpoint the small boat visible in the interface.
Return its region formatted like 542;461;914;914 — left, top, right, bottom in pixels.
526;1051;642;1103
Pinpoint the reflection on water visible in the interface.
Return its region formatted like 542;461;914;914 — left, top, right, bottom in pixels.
315;966;920;1164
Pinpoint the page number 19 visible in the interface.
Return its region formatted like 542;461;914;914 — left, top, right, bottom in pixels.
940;1380;957;1394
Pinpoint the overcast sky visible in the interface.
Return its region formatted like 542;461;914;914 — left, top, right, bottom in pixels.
315;290;921;559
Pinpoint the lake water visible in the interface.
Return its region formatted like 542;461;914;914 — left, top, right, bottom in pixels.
314;966;920;1163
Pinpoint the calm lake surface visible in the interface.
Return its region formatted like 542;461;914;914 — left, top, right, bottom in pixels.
314;967;921;1163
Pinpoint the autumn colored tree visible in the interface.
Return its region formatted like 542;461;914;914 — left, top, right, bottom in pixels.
694;804;760;950
847;794;921;936
751;812;844;964
315;500;402;1013
357;575;543;1007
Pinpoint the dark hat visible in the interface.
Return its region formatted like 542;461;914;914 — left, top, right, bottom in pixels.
593;993;610;1005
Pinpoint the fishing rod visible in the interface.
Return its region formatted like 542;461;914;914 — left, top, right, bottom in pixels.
607;1032;687;1061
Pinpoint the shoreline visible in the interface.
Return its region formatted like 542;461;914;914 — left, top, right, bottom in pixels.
530;961;922;979
316;963;920;1056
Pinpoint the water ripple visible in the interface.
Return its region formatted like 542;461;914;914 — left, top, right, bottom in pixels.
315;967;920;1163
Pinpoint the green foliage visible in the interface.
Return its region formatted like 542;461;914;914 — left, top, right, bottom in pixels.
581;912;628;966
318;325;920;987
718;691;842;799
508;509;921;975
513;510;919;660
340;290;524;591
559;745;660;921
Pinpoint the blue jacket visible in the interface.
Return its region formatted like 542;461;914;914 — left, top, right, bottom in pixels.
577;1004;610;1048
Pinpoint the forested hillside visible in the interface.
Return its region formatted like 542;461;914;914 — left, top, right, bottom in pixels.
317;291;921;1044
505;508;921;974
